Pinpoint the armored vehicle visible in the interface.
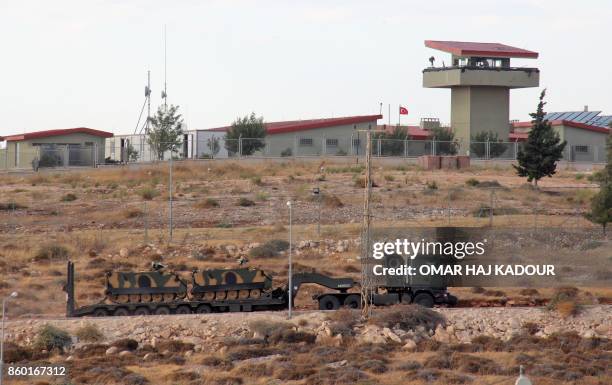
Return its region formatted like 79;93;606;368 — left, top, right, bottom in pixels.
191;267;273;300
105;263;188;303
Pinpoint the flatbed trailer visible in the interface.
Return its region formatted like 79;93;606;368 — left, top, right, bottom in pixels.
64;261;456;317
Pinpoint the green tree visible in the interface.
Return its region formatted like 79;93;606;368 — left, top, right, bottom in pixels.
587;127;612;234
374;125;408;156
207;136;220;157
513;90;566;187
126;143;139;162
470;131;508;158
224;113;266;156
147;105;184;160
431;126;458;155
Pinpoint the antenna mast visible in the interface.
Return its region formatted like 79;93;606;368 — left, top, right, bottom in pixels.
162;25;168;110
146;70;151;134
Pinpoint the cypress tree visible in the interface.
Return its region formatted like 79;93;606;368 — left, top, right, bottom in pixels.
513;89;567;187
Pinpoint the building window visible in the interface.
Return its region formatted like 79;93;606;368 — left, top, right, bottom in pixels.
299;138;313;147
326;138;338;147
352;139;361;146
574;145;589;153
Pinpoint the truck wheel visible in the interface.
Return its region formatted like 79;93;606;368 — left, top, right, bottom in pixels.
319;295;341;310
343;294;361;309
413;293;435;308
175;305;192;315
154;306;171;315
113;307;130;317
447;294;458;307
134;307;150;316
93;308;108;317
196;304;212;314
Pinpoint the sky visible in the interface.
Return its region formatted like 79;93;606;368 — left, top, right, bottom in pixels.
0;0;610;137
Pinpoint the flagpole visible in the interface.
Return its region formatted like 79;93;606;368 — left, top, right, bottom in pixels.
398;105;401;127
388;104;390;127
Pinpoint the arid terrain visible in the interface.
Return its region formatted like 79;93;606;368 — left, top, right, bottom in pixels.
1;159;610;384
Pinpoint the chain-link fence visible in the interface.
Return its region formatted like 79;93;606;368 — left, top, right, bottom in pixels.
0;144;98;170
102;136;607;164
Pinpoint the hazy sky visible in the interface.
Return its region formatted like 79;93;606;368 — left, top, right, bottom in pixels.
1;0;610;136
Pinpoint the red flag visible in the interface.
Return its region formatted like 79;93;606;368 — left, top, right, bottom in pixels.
399;106;409;115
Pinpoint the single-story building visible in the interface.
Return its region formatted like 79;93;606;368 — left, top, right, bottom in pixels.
197;115;382;157
0;127;113;169
106;131;196;162
511;120;609;162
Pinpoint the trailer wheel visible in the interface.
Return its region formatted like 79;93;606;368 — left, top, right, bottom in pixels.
175;305;192;315
343;294;361;309
319;295;341;310
113;307;130;317
134;307;150;316
196;304;212;314
154;306;171;315
413;293;435;308
92;308;108;317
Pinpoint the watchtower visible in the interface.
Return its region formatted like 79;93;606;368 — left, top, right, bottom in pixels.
423;41;539;154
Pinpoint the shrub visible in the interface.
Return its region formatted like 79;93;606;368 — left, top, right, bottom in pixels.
281;148;293;157
196;198;220;208
396;361;422;371
255;192;269;201
354;177;378;188
248;239;289;258
426;181;438;190
269;329;316;344
155;339;195;353
465;178;480;187
33;244;69;262
519;288;539;296
3;342;32;362
522;322;540;335
34;324;72;352
110;338;139;351
369;305;445;332
124;208;143;218
237;197;255;207
0;202;27;210
139;187;159;200
249;320;292;339
384;174;395;182
326;308;360;337
470;286;485;294
322;193;344;208
548;287;581;317
76;323;104;342
251;176;263;186
60;193;77;202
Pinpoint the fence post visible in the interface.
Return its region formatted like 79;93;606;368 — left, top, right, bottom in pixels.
143;200;148;244
377;138;381;157
489;189;494;227
238;136;242;158
514;141;518;159
486;140;490;160
404;139;408;158
432;140;436;156
447;189;452;225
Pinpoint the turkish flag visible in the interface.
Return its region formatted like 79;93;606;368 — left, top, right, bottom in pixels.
399;106;409;115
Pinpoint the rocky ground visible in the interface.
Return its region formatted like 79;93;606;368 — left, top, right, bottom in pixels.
6;306;611;351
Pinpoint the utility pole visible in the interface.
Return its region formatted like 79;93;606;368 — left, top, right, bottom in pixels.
1;292;18;385
287;201;293;319
169;153;173;242
358;126;384;318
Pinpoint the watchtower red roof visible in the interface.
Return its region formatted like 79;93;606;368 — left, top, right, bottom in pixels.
425;40;538;59
0;127;114;142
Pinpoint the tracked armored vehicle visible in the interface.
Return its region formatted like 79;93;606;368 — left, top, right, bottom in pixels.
105;263;188;304
191;267;272;301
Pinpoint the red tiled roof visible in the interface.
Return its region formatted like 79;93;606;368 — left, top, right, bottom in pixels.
208;115;382;135
0;127;114;142
425;40;538;59
512;120;610;134
377;125;431;139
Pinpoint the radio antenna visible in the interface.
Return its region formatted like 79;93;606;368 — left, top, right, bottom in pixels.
162;25;168;110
